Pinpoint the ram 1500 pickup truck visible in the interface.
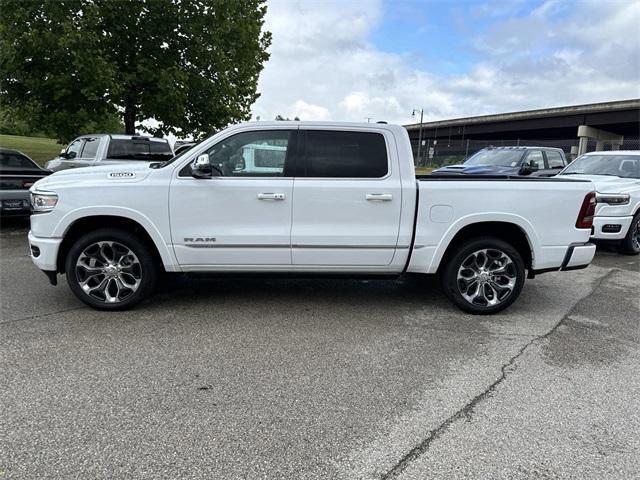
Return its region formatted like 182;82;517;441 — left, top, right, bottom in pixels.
28;122;597;314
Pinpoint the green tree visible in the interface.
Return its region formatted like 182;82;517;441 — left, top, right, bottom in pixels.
0;0;271;143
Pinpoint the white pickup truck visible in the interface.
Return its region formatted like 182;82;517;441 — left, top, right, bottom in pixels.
28;122;597;314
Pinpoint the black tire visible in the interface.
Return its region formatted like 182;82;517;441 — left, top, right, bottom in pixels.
619;212;640;255
441;236;525;315
65;228;158;310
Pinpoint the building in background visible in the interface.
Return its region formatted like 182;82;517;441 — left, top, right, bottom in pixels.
404;99;640;167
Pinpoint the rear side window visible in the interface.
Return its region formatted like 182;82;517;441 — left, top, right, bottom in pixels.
107;139;173;161
546;151;565;168
303;130;388;178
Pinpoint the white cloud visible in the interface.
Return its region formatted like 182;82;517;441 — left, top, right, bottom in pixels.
252;0;640;125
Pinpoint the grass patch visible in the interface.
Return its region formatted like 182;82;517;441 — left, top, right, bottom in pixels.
0;134;62;166
415;166;434;175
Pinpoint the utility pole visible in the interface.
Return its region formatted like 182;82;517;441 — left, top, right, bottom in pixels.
412;108;424;166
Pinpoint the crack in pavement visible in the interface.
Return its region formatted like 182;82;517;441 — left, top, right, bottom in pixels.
380;269;616;480
0;306;85;326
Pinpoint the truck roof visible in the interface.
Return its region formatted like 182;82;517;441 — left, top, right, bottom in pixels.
483;146;564;151
234;121;402;129
77;134;169;143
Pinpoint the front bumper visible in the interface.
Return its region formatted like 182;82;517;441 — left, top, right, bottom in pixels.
591;215;633;240
28;231;62;272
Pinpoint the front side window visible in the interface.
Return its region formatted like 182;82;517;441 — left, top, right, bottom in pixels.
66;139;84;159
81;138;100;159
525;150;544;170
562;155;640;179
303;130;388;178
546;151;565;169
201;130;292;177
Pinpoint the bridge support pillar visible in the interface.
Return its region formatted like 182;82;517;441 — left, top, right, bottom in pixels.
577;125;624;155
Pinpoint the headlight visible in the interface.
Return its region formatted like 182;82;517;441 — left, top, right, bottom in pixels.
30;191;58;212
596;193;630;205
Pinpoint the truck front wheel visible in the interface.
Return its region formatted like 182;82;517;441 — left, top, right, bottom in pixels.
65;228;158;310
619;213;640;255
441;237;525;315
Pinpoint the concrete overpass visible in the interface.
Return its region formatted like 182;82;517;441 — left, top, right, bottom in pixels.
404;99;640;165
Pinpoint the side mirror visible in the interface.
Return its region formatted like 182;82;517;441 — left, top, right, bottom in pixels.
191;154;223;178
191;154;213;178
59;149;69;159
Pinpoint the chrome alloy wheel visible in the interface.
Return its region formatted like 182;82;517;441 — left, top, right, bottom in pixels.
456;248;517;307
75;241;142;303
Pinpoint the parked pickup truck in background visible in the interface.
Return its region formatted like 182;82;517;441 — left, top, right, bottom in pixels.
44;134;173;172
432;146;567;177
28;122;596;314
558;150;640;255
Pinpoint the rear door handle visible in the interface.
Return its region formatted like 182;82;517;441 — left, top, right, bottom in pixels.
366;193;393;201
257;192;285;201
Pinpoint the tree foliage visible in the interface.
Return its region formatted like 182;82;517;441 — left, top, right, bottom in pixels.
0;0;271;142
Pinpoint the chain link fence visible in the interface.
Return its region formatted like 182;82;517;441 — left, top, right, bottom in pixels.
411;137;640;167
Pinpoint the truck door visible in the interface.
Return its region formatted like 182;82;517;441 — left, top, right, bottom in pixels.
169;128;297;267
291;128;402;266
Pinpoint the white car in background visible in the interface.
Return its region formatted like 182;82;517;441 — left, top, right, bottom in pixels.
559;151;640;254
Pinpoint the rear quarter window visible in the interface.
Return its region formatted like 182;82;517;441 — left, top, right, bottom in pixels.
303;130;388;178
107;139;172;160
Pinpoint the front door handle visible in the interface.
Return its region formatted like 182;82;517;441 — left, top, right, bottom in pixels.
366;193;393;201
257;192;285;201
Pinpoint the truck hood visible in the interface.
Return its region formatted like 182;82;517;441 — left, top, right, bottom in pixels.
31;162;153;191
557;174;640;194
432;164;519;175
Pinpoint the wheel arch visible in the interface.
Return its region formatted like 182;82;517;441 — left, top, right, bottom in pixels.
432;219;536;274
55;214;173;274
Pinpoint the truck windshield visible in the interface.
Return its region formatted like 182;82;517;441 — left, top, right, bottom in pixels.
561;155;640;179
465;150;524;167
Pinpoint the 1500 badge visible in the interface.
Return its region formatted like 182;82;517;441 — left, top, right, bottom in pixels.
108;172;136;179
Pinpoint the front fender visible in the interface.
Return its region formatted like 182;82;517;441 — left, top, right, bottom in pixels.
53;206;180;272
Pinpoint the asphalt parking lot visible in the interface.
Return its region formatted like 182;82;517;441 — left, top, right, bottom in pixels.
1;218;639;480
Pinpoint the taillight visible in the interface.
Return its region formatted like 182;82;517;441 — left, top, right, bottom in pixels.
23;181;34;189
576;191;596;229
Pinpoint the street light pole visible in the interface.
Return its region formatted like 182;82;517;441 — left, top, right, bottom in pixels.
412;108;424;166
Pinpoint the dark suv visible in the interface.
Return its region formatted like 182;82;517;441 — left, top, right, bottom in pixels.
431;146;567;177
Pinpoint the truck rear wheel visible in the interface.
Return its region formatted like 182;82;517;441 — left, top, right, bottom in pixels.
65;228;158;310
441;237;525;315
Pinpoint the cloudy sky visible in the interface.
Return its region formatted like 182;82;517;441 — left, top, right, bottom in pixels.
251;0;640;124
